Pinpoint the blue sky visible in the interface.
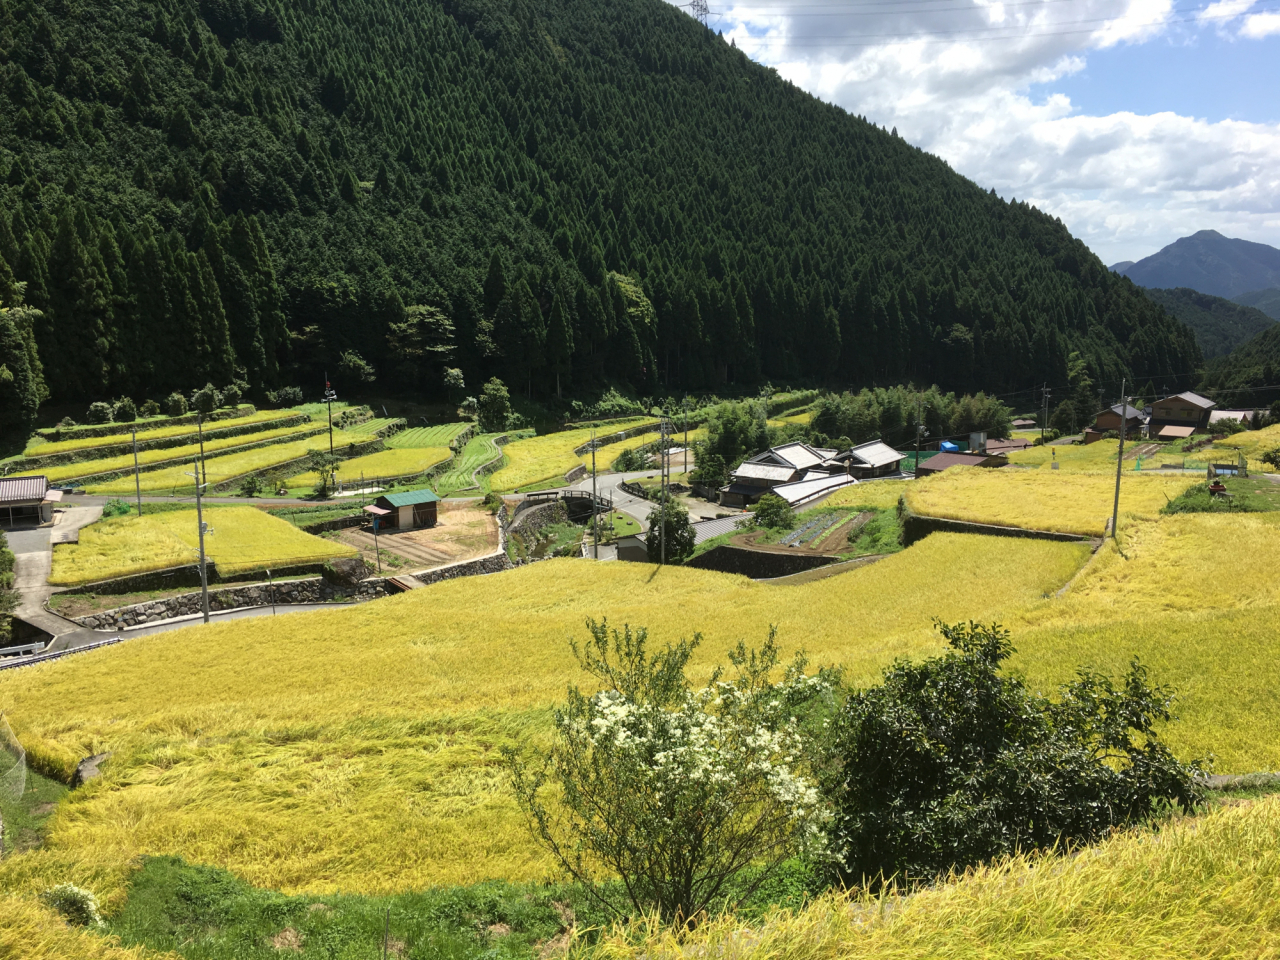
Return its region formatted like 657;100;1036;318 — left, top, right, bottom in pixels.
676;0;1280;264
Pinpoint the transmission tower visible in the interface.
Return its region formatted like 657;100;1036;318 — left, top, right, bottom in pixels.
687;0;709;26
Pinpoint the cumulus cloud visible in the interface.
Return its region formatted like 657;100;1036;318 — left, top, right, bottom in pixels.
686;0;1280;263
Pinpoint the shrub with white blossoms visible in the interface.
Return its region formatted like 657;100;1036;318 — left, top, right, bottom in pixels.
39;883;103;927
508;619;838;927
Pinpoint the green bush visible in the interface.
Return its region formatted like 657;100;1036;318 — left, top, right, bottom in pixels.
191;382;222;415
86;401;113;425
752;493;795;531
646;499;695;563
165;392;188;418
139;399;160;418
477;378;512;433
113;397;137;423
612;446;648;472
828;620;1202;888
1262;448;1280;470
101;499;134;518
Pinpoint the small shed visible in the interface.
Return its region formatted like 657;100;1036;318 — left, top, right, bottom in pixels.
0;475;61;528
371;489;440;529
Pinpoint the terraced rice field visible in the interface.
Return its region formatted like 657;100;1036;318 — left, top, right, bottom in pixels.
342;417;402;435
433;433;507;496
48;506;356;585
84;430;369;495
0;533;1089;903
1007;438;1128;471
903;466;1198;536
489;420;656;490
16;422;324;484
22;409;292;456
287;446;453;488
823;478;912;510
385;423;471;448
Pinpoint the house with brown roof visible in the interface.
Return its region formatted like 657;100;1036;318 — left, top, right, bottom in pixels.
1150;391;1216;439
914;452;1009;477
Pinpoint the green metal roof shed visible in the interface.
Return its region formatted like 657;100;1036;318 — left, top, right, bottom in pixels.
378;489;441;508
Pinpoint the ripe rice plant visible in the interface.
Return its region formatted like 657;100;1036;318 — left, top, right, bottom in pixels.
0;534;1087;902
48;506;357;585
1007;438;1128;472
287;446;452;488
85;430;368;495
490;420;656;490
823;479;911;511
17;422;323;484
1212;422;1280;471
904;467;1198;536
593;796;1280;959
21;409;291;457
385;423;472;448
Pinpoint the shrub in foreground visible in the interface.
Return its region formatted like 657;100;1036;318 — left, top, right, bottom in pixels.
507;620;837;926
39;883;102;927
829;620;1203;887
752;493;795;531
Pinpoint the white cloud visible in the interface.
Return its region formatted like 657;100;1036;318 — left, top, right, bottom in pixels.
682;0;1280;263
1240;11;1280;37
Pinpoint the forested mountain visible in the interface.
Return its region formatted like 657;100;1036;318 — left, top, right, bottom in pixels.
1200;321;1280;410
1114;231;1280;299
0;0;1199;420
1232;288;1280;322
1140;287;1275;359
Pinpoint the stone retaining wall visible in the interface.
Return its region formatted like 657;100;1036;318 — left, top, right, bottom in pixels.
57;559;333;595
71;577;388;630
71;551;512;630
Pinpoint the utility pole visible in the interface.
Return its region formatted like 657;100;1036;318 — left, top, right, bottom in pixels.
322;374;338;458
266;569;276;616
682;396;689;474
1110;379;1127;540
196;413;207;488
591;430;600;560
915;395;925;474
131;427;143;518
660;416;670;565
1041;383;1051;442
371;516;382;574
186;462;211;624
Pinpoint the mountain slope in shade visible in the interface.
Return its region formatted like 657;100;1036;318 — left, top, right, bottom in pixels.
1116;231;1280;298
1109;260;1136;273
1141;287;1276;359
1201;321;1280;409
1232;288;1280;322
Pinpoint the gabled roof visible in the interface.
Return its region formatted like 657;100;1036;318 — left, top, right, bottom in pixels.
1103;403;1144;419
1156;425;1197;439
733;462;797;483
0;475;49;504
769;473;859;506
1158;391;1217;411
379;488;441;507
847;440;903;469
747;442;829;473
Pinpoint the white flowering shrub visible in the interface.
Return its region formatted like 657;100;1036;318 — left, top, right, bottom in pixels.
39;883;103;927
508;619;837;927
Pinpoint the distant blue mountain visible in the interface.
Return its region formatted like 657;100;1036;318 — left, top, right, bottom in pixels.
1111;230;1280;299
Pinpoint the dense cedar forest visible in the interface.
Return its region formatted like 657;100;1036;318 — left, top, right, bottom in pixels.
1201;323;1280;408
1140;287;1275;360
0;0;1201;424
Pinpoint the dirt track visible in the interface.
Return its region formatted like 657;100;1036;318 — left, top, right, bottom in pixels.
336;503;499;572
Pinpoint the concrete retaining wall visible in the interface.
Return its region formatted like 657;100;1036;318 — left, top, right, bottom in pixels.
683;545;839;579
899;506;1093;547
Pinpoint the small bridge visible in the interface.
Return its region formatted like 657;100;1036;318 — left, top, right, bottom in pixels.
514;489;613;522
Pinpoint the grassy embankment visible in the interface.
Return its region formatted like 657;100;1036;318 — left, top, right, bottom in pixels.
47;507;357;585
20;410;292;457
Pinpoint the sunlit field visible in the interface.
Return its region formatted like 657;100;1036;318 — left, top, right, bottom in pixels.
384;423;471;448
489;420;655;490
1007;438;1126;472
822;478;911;511
20;423;323;484
904;467;1197;536
598;796;1280;959
1213;422;1280;472
85;430;369;495
286;446;452;488
48;506;356;585
22;409;294;457
0;534;1086;903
